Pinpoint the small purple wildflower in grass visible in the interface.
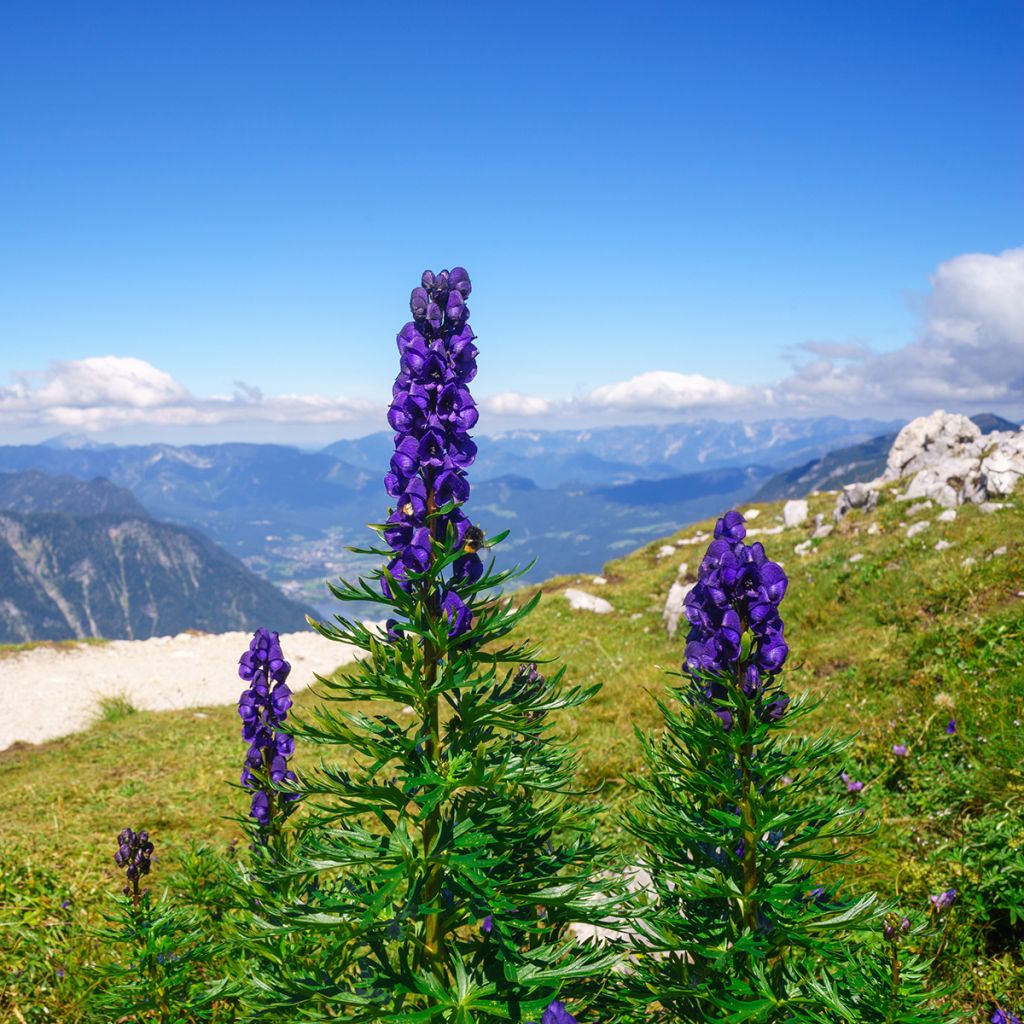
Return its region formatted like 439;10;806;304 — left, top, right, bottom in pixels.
946;717;957;734
481;914;493;934
237;628;299;826
384;267;480;638
929;887;957;912
840;771;863;794
60;898;72;910
892;743;908;757
992;1009;1022;1024
527;1001;579;1024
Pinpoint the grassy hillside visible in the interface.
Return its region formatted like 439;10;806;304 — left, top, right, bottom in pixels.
2;485;1022;1019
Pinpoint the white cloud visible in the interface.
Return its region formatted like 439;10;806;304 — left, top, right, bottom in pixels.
0;356;376;432
479;392;552;416
583;371;762;412
774;246;1024;413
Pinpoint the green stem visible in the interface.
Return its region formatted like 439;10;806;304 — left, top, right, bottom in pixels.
420;484;446;983
735;665;759;934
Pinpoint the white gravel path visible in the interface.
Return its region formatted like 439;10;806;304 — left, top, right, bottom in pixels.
0;629;362;751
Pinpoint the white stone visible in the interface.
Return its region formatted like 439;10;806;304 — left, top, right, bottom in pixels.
794;539;813;556
962;556;976;567
881;410;981;482
906;500;933;516
677;561;689;578
744;508;761;519
979;502;1007;514
849;553;864;563
989;546;1008;559
592;575;608;585
812;523;833;539
867;523;880;535
906;521;930;539
663;580;696;639
934;540;952;551
938;509;957;523
655;544;676;559
783;499;808;528
564;589;614;613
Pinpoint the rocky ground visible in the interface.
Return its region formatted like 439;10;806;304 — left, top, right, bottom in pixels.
0;628;361;751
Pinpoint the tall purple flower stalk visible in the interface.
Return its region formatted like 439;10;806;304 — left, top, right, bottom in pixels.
683;510;789;725
384;267;481;637
237;628;299;827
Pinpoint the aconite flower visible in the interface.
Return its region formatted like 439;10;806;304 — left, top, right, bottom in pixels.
683;510;790;723
840;771;863;794
384;268;481;638
237;628;299;825
114;828;154;902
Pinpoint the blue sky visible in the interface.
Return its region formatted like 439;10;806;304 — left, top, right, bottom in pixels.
1;1;1021;444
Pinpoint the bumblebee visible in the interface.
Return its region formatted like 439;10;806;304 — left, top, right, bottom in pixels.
463;525;486;554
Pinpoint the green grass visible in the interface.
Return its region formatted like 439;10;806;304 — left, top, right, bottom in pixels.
2;486;1022;1020
90;694;140;726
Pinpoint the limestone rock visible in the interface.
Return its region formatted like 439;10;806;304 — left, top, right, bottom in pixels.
564;589;613;614
935;540;952;551
833;482;879;523
663;580;696;639
906;521;930;539
938;509;957;523
881;410;981;482
794;539;813;556
783;499;808;528
655;544;676;559
873;410;1024;508
812;523;833;540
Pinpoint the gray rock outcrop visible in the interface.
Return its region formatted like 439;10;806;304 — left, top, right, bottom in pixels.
872;410;1024;508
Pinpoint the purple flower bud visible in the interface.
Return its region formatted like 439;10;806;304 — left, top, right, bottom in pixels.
841;771;864;794
482;914;493;934
946;718;957;734
892;743;908;757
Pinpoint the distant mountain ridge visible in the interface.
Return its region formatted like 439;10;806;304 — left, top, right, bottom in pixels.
0;473;312;644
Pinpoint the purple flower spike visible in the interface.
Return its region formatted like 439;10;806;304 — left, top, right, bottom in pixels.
384;268;482;637
682;510;791;725
532;1002;579;1024
238;628;299;828
929;887;957;912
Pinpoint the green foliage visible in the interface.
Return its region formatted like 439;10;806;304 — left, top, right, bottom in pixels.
231;523;620;1022
88;887;219;1023
623;680;894;1021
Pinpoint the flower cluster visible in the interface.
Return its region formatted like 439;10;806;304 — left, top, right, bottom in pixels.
882;913;911;940
841;771;864;794
114;828;153;899
682;510;789;724
238;628;298;825
384;268;481;637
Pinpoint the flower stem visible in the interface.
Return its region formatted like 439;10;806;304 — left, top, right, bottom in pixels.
735;666;759;933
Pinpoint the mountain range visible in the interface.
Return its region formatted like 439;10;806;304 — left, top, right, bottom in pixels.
2;413;1012;637
0;472;312;644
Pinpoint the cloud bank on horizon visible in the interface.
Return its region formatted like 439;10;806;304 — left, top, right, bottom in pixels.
2;247;1022;442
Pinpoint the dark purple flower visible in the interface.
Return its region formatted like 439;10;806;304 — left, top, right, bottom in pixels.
113;828;154;902
383;268;481;638
481;914;493;934
238;629;299;827
991;1010;1021;1024
946;718;957;734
